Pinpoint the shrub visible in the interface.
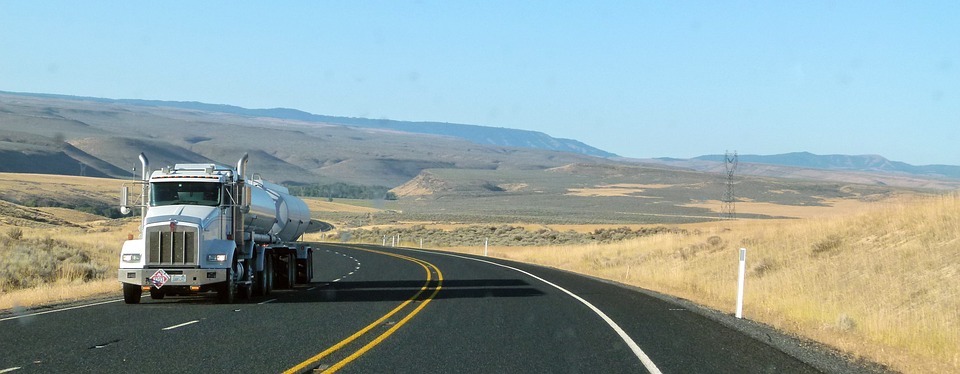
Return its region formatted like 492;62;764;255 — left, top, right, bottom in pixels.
0;237;109;292
6;227;23;241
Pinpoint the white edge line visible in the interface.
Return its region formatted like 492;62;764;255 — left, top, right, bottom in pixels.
0;367;22;373
162;320;199;331
0;299;122;322
403;248;663;374
258;298;278;305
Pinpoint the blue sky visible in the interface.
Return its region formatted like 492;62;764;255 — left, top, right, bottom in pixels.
1;1;958;165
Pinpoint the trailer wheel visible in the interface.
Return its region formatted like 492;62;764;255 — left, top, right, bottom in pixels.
123;283;142;304
253;269;264;297
296;259;307;284
296;251;314;284
264;254;273;295
287;254;297;287
149;287;165;300
276;254;295;289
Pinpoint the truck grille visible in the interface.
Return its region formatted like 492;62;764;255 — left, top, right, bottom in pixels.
146;227;198;266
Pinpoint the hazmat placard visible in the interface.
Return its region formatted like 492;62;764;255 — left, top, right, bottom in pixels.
149;269;171;288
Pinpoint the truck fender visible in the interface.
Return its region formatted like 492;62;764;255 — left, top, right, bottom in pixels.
203;240;237;269
118;239;146;268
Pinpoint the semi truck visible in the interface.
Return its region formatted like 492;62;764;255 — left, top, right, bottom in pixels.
118;153;315;304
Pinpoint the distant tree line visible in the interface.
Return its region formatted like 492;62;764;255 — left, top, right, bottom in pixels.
287;183;397;200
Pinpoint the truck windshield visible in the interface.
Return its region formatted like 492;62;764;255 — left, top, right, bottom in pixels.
151;182;221;207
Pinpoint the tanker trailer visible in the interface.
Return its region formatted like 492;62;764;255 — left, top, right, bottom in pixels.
117;153;315;304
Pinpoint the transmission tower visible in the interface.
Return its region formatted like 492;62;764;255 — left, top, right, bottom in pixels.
721;150;738;220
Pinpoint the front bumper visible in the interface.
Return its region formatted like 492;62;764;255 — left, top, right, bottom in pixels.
118;268;227;287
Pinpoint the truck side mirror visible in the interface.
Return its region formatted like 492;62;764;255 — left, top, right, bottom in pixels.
120;186;131;215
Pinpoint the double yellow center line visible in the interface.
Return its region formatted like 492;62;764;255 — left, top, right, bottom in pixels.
284;245;443;374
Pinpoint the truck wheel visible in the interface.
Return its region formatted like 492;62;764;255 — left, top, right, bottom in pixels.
238;283;252;300
287;254;297;287
123;283;142;304
307;251;314;282
297;251;315;284
218;269;235;304
296;259;307;284
253;269;265;297
149;287;165;300
264;254;274;295
276;254;293;289
238;260;252;300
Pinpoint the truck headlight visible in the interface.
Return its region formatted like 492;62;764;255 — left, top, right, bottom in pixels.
121;254;141;263
207;254;227;262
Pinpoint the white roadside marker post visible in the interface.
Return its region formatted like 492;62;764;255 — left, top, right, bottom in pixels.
382;235;386;246
420;238;423;249
736;248;747;319
484;238;489;256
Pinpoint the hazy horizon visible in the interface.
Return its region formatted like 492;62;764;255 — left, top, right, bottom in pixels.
1;2;957;165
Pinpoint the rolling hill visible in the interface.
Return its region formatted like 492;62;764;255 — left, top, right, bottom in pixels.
0;91;610;187
693;152;960;179
634;153;960;191
1;91;616;158
3;90;959;204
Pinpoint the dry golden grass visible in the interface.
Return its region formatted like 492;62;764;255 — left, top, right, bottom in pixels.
0;172;126;202
301;197;381;213
0;279;120;310
0;219;137;310
34;207;109;223
566;183;673;197
683;198;888;219
432;194;959;373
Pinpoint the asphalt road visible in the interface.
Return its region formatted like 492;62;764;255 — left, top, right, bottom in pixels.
0;243;879;373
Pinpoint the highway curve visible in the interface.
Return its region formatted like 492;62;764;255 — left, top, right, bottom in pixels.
0;243;882;373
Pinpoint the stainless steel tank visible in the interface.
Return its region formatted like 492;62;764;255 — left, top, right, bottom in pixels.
244;180;311;242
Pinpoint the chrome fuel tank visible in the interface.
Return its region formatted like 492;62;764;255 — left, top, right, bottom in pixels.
244;180;310;242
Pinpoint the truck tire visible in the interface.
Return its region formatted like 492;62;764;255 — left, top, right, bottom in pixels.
254;254;273;296
264;254;273;295
238;260;252;300
123;283;142;304
307;250;314;281
287;254;297;288
296;259;307;284
276;254;295;289
252;270;264;297
238;283;252;300
296;251;314;284
218;269;235;304
149;287;165;300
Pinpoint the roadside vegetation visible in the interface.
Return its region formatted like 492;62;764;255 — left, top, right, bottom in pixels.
418;194;959;374
0;222;135;309
339;225;687;247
